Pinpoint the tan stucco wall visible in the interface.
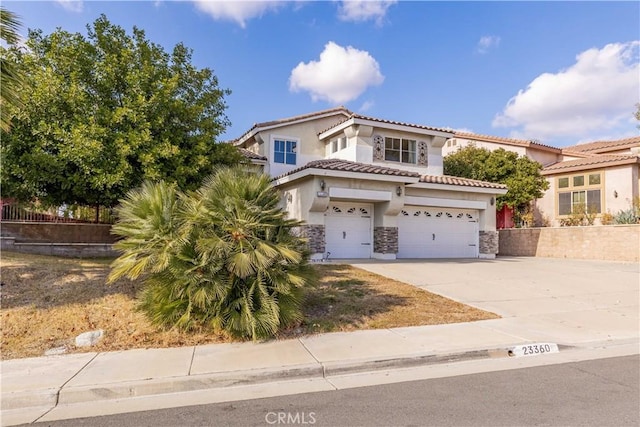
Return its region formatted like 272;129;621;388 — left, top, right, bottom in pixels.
537;165;639;226
254;116;348;177
498;225;640;262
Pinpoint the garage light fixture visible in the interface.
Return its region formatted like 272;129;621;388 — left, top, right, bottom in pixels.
396;186;402;196
319;180;326;191
490;197;495;206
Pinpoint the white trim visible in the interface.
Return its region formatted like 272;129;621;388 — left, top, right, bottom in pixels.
405;196;487;210
273;168;419;186
329;187;392;201
319;117;454;140
373;253;397;260
408;182;508;195
271;135;300;166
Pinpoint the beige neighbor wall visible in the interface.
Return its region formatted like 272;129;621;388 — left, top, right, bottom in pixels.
498;225;640;262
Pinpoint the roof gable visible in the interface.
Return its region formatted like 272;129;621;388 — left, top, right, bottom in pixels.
233;106;352;145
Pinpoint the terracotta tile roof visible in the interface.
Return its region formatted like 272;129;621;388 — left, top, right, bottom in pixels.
319;113;453;136
238;147;266;161
542;154;640;175
233;106;352;144
273;159;506;191
273;159;420;180
454;132;560;152
561;136;640;154
418;175;507;189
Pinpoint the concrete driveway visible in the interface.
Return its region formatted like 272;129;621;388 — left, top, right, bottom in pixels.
349;257;640;345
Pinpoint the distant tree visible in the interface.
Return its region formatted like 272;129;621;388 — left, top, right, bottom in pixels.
635;103;640;128
444;145;549;210
108;167;314;340
1;15;242;209
0;7;23;132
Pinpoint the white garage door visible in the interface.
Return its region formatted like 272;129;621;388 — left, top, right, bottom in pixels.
325;203;372;259
397;207;479;259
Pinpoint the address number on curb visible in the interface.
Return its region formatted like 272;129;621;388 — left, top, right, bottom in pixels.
508;343;559;357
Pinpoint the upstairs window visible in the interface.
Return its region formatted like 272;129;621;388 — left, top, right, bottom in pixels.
274;139;297;165
384;137;416;164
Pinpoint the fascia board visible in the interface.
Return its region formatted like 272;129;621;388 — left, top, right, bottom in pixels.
273;168;419;186
239;112;351;146
318;118;355;140
541;159;639;176
404;196;487;210
408;182;508;195
352;118;454;139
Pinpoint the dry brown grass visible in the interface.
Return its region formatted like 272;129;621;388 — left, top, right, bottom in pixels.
1;252;498;360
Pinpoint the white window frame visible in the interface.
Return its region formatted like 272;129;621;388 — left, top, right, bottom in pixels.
273;136;298;165
384;137;417;164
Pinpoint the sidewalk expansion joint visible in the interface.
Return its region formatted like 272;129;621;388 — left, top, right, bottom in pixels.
187;346;196;376
32;352;100;424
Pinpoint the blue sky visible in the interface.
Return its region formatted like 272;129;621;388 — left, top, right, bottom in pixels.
6;1;640;147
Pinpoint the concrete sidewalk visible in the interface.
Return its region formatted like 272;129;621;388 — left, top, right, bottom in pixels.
2;257;638;426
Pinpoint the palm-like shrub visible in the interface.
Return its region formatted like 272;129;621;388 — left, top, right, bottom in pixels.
108;167;314;340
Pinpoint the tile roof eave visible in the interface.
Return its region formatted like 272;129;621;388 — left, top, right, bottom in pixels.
232;107;352;146
454;132;561;152
319;114;454;138
561;136;640;154
541;156;640;175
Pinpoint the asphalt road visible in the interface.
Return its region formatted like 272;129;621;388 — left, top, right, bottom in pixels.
31;355;639;427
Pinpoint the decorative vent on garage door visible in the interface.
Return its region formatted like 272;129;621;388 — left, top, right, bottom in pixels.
401;207;478;222
327;205;370;217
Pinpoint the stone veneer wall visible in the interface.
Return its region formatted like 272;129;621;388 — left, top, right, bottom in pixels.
479;231;499;255
374;226;398;254
498;225;639;262
298;224;325;254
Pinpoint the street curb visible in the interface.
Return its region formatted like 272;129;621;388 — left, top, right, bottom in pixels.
2;348;508;411
56;363;324;405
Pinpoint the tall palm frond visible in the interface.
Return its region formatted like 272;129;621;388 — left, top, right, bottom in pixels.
0;7;23;132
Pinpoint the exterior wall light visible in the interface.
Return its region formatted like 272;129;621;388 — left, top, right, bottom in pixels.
614;190;618;198
319;180;326;191
396;186;402;196
490;197;495;206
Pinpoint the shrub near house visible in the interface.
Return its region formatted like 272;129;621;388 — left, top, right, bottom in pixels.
108;167;315;340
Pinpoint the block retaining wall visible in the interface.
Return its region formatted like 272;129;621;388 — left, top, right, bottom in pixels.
498;225;639;262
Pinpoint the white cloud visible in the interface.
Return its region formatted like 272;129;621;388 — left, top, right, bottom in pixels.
192;1;284;28
477;35;500;54
289;41;384;104
55;0;83;13
359;100;375;112
337;1;397;25
493;41;640;142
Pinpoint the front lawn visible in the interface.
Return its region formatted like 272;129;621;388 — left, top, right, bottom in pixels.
0;252;499;359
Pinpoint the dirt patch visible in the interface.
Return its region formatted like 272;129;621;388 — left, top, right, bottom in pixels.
1;252;499;359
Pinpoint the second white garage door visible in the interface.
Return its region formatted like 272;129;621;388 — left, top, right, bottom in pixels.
397;207;479;258
325;203;372;259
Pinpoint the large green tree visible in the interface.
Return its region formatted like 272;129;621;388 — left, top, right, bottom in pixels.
1;15;241;208
108;167;314;340
444;145;549;210
0;7;23;132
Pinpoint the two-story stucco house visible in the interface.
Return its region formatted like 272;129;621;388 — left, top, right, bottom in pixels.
444;133;640;227
233;107;507;260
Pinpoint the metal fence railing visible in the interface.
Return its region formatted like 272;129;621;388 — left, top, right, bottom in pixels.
1;200;116;224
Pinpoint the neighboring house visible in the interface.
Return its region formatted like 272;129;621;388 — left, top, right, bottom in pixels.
445;133;640;227
233;107;507;260
537;137;640;226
